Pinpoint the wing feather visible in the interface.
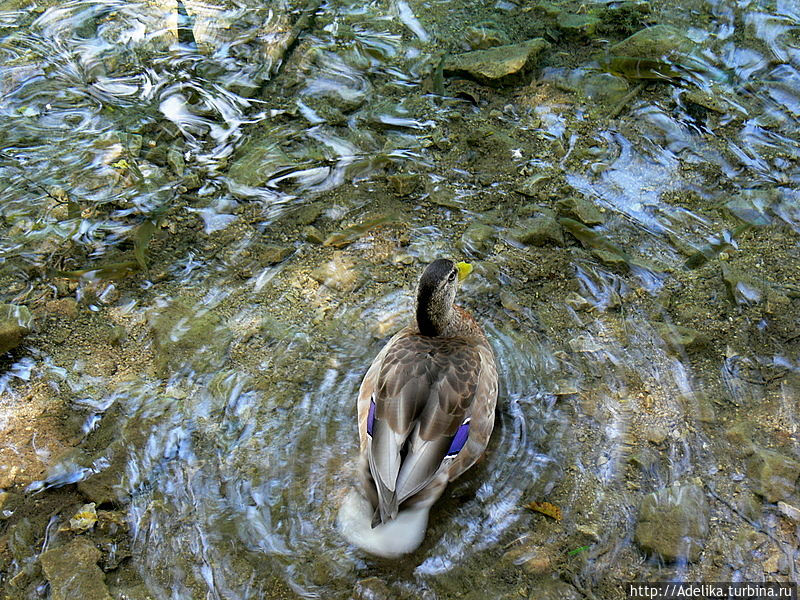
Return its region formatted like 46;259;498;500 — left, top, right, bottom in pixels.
364;333;484;525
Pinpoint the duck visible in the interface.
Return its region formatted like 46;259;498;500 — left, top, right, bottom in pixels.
338;258;499;558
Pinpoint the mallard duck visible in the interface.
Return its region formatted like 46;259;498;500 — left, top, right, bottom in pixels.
338;258;499;557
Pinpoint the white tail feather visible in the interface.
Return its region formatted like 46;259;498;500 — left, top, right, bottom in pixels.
337;489;429;558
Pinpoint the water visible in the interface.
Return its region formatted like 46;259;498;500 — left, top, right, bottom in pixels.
1;0;799;598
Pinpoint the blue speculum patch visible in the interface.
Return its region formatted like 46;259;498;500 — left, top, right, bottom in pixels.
367;399;376;436
446;418;470;456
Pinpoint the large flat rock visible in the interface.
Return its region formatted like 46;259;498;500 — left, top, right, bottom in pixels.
444;39;550;85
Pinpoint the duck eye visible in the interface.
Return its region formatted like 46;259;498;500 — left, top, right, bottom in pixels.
448;270;457;282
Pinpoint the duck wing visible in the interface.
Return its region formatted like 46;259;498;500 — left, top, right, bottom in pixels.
366;333;481;525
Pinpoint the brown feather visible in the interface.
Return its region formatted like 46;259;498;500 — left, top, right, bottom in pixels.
355;260;499;527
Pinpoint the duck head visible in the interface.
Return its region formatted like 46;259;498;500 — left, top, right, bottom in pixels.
415;259;472;336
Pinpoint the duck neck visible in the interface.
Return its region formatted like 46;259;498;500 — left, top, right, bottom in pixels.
416;293;453;337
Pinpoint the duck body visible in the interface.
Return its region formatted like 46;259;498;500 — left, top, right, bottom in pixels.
338;259;498;557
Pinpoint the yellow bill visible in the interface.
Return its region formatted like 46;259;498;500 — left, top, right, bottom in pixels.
455;261;473;281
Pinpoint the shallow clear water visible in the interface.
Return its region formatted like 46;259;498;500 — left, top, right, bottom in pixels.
1;0;799;598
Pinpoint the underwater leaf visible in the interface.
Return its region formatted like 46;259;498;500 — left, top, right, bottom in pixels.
133;219;156;271
725;197;771;226
568;545;591;556
65;502;97;532
599;55;731;84
559;218;663;273
683;223;751;270
523;501;562;521
67;200;81;220
53;261;140;281
323;214;396;248
599;55;683;81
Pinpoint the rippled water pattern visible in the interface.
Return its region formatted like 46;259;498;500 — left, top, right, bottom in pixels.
1;0;799;597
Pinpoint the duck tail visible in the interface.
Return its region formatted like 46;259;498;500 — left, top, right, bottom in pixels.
337;489;429;558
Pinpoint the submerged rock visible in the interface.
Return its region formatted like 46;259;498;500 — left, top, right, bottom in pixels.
256;244;292;266
725;421;756;456
0;304;33;354
564;292;593;311
557;12;600;37
747;448;800;503
386;173;421;196
722;264;763;305
634;483;709;562
40;537;113;600
444;39;550;85
556;196;605;226
227;139;291;188
654;322;708;353
531;579;583;600
514;172;552;197
778;501;800;522
592;248;627;268
459;221;496;257
466;24;511;50
609;24;693;59
302;225;325;244
503;541;555;575
147;299;233;376
513;212;564;246
310;254;360;292
353;576;392;600
67;503;98;532
581;72;631;106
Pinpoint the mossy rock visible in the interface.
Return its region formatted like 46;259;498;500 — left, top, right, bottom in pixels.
147;299;233;376
513;212;564;246
635;483;709;562
747;449;800;503
40;537;112;600
0;304;33;354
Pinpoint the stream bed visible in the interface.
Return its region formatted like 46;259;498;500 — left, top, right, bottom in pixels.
0;0;799;598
